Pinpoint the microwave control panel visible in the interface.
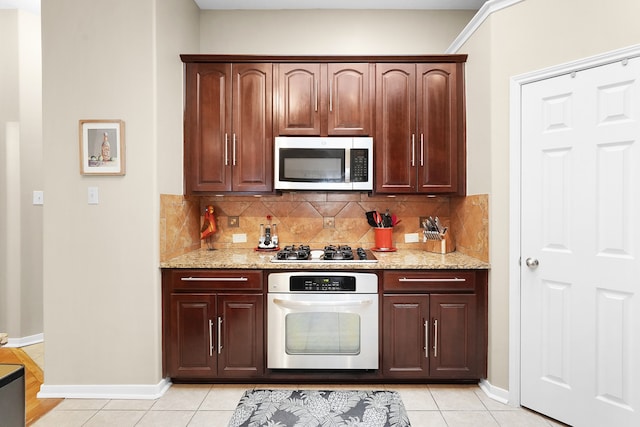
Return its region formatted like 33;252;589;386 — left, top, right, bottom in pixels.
351;149;369;182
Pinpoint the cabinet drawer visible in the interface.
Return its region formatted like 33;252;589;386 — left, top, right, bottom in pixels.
166;270;263;291
383;271;476;292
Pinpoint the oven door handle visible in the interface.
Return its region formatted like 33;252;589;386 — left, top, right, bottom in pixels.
272;298;374;308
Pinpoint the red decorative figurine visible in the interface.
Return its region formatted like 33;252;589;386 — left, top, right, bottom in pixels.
200;205;217;240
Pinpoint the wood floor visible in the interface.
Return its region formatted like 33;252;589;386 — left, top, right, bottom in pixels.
0;346;62;426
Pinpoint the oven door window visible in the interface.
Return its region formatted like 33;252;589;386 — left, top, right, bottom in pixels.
285;312;360;355
279;148;345;182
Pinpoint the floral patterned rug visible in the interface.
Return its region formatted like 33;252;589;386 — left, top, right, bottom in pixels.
228;389;410;427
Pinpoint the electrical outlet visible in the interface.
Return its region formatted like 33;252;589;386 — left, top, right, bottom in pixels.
323;216;335;228
404;233;419;243
228;216;240;227
419;216;429;228
232;233;247;243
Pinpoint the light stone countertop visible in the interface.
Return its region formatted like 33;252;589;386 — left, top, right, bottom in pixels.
160;248;489;270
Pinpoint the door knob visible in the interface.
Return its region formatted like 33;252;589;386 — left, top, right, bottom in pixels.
525;258;539;268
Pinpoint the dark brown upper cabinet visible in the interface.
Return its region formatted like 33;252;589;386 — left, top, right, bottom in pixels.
183;62;273;194
276;63;372;136
181;55;465;196
375;62;465;195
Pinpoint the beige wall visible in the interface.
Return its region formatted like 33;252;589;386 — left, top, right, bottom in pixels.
0;9;43;341
38;0;640;394
39;5;473;389
199;10;476;54
41;0;199;386
459;0;640;390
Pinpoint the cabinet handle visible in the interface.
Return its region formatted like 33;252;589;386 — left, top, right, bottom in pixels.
208;319;214;357
398;277;466;283
329;79;333;112
217;317;223;354
424;320;429;358
224;133;229;166
232;134;237;166
420;134;424;167
315;79;318;112
180;277;249;282
433;319;438;358
411;134;415;167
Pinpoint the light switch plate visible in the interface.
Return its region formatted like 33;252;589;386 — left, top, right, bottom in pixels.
33;190;44;205
88;187;99;204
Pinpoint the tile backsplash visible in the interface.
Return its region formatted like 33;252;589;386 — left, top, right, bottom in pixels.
160;192;488;263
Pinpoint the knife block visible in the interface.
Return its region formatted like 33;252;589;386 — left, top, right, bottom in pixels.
424;230;455;254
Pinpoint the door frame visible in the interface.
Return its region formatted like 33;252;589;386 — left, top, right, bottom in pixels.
508;43;640;407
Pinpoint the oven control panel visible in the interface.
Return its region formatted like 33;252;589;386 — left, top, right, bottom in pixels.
268;272;378;294
290;275;356;292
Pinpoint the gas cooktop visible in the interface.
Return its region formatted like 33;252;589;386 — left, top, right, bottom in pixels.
270;244;378;264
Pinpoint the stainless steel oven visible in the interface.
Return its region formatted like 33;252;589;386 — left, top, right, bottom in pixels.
267;271;379;370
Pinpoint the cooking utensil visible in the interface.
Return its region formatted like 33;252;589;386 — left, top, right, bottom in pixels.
374;211;383;227
365;211;378;227
382;210;392;227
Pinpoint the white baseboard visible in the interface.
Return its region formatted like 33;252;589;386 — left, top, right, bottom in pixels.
37;378;172;400
479;378;517;407
4;333;44;348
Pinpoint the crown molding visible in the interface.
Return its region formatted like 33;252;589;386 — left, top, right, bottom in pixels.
446;0;525;53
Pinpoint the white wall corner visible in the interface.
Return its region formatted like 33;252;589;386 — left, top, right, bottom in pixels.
446;0;525;54
38;378;172;400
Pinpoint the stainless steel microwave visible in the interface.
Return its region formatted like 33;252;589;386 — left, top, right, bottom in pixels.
274;137;373;191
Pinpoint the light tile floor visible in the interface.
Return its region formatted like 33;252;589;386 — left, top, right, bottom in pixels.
31;382;569;427
25;343;568;427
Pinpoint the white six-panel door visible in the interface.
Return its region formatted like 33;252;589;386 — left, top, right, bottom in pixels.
520;57;640;426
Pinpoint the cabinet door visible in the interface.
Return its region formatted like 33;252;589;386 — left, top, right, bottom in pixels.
429;293;479;378
327;63;371;136
277;64;321;135
382;294;429;378
232;63;273;192
416;63;461;194
166;293;217;378
217;294;264;378
184;63;232;193
375;64;416;193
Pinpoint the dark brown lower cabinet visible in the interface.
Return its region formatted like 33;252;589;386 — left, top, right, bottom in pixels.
382;270;487;380
162;270;264;380
383;294;430;377
162;268;486;382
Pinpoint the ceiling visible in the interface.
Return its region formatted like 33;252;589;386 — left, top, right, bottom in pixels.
194;0;488;10
0;0;489;14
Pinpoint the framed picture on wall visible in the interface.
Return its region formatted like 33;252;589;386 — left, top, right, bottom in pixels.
79;119;126;175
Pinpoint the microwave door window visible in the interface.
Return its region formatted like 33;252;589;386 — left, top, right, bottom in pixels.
280;149;345;182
